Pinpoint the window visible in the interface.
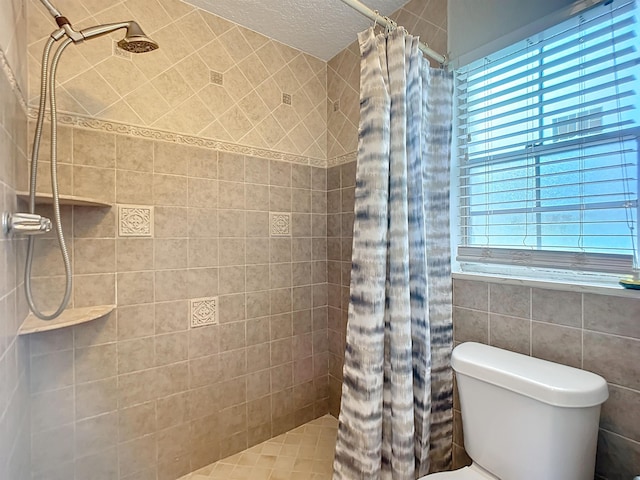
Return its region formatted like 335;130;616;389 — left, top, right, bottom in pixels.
454;0;639;278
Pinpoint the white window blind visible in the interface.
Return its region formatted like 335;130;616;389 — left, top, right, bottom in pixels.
455;0;640;275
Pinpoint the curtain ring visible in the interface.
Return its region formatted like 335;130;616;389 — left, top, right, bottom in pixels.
373;10;380;30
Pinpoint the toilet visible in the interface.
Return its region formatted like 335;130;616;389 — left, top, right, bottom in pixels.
421;342;609;480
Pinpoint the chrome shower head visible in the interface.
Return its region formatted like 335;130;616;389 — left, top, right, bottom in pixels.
116;22;159;53
80;21;158;53
40;1;159;52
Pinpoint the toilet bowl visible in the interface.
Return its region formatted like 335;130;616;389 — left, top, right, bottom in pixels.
420;342;609;480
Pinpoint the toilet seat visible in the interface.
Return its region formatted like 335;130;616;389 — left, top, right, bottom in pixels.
419;463;498;480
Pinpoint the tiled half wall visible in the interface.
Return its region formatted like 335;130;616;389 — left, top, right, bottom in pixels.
26;124;330;480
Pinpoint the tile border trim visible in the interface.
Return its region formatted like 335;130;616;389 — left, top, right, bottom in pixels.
28;108;328;168
328;151;357;167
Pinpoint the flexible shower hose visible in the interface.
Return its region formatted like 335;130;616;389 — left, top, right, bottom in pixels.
25;36;74;320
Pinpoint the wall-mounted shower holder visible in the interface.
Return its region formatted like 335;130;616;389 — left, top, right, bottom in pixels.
2;212;52;236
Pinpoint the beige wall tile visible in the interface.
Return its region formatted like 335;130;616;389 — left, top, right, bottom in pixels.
583;294;640;339
118;337;155;374
118;433;157;477
117;304;155;340
154;238;188;270
74;273;116;308
247;343;270;374
154;174;188;207
73;129;116;168
116;136;154;172
489;313;530;355
155;206;188;238
155;301;189;334
74;239;115;274
532;288;581;327
188;325;220;359
75;377;118;420
117;239;154;272
30;387;75;433
75;343;117;383
246;316;271;346
75;411;118;458
157;392;189;430
31;424;75;473
218;181;245;210
189;354;220;388
188;238;218;268
74;165;115;203
584;331;640;390
531;321;581;368
489;283;531;319
117;271;155;306
218;153;244;181
453;307;488;344
117;170;154;204
155;269;189;302
31;350;74;394
245;184;270;211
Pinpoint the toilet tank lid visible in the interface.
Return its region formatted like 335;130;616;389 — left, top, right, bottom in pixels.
452;343;609;407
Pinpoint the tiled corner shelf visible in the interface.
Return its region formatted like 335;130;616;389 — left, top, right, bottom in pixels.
16;191;111;208
18;305;115;335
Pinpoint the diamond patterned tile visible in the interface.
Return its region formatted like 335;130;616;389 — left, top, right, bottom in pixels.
179;415;338;480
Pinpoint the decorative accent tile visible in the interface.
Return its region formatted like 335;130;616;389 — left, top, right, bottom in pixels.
118;205;154;237
270;212;291;237
190;297;218;327
282;92;292;105
210;71;223;85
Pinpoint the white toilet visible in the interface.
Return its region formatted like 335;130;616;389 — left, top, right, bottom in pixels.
421;342;609;480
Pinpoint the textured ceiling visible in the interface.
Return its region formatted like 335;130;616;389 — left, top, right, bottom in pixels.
183;0;409;60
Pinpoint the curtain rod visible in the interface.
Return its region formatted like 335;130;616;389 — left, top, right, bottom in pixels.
339;0;447;65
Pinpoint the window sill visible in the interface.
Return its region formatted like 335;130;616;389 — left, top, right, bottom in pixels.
452;271;640;298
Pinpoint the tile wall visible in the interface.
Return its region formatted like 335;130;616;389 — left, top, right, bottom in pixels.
0;0;31;478
20;0;455;478
452;278;640;478
26;126;330;480
27;0;327;160
326;163;355;417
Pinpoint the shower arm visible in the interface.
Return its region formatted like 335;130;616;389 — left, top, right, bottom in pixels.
39;0;134;44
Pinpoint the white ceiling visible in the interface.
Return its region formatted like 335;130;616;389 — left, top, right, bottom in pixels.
184;0;410;60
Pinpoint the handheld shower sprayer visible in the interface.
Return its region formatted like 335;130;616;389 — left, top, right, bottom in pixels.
20;1;159;320
39;0;159;52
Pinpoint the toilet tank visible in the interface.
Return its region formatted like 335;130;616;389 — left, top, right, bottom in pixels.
452;342;609;480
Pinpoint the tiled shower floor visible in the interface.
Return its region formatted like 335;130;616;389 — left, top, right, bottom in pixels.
181;415;338;480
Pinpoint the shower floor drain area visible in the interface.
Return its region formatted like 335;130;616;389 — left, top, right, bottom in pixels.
181;415;338;480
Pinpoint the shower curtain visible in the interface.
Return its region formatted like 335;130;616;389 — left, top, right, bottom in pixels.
333;27;454;480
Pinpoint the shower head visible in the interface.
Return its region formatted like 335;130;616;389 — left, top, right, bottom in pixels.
80;21;159;53
38;2;158;53
116;22;159;53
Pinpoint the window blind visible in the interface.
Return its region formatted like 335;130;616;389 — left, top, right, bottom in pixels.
455;0;640;275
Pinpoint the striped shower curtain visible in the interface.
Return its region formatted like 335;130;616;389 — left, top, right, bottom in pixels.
333;27;454;480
